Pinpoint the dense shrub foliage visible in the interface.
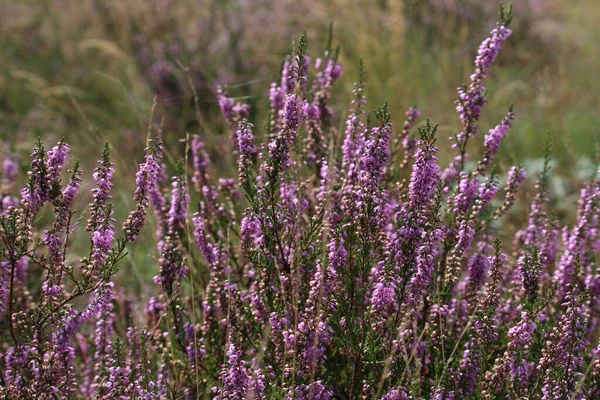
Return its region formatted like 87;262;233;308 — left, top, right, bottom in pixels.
1;8;600;399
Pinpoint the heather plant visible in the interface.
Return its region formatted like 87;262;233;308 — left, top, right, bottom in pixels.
2;5;600;400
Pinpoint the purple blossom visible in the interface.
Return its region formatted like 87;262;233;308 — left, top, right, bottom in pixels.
381;388;409;400
218;88;251;142
60;163;82;216
45;141;70;192
268;94;303;170
236;120;257;185
408;229;441;308
56;282;114;348
4;344;32;395
371;267;398;320
20;142;48;211
0;261;9;319
409;136;441;210
191;136;219;212
270;83;286;115
167;176;190;229
539;285;588;398
465;242;491;301
192;210;217;267
456;24;512;139
479;108;515;171
474;248;507;344
478;176;500;206
554;182;599;294
86;145;115;232
91;285;115;393
240;215;264;254
447;22;512;181
3;157;18;181
123;142;164;242
91;219;115;271
361;124;392;189
453;172;478;214
214;344;264;400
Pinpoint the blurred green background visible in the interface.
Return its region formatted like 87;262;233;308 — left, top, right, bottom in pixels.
1;0;599;286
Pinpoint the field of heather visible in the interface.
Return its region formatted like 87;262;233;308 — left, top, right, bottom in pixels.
1;1;600;399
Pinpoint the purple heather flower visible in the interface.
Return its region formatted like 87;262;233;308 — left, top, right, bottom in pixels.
456;24;512;139
539;285;588;398
56;282;114;348
287;381;333;400
341;79;366;173
45;141;69;191
91;285;115;393
157;230;187;294
240;216;264;254
192;211;217;267
0;261;9;319
106;360;133;399
191;136;219;212
123;142;164;242
478;176;500;207
297;257;338;376
86;145;115;232
270;83;286;115
464;242;491;300
218;88;251;142
453;172;478;214
479;108;515;171
268;94;303;170
236;120;257;185
44;230;63;267
371;271;397;318
167;176;190;230
280;57;294;93
446;23;512;182
508;165;526;188
60;164;82;217
214;344;264;400
149;177;168;236
283;94;303;130
20;142;48;211
236;120;257;157
134;146;162;198
91;220;115;271
218;90;235;123
494;165;526;219
554;183;599;294
474;249;507;345
507;312;537;349
457;338;480;396
315;57;343;87
3;157;18;181
408;229;441;309
339;75;367;222
250;292;267;322
328;235;347;274
361;124;392;189
191;136;210;183
381;388;409;400
145;296;164;327
4;344;32;394
481;312;537;397
409;139;441;211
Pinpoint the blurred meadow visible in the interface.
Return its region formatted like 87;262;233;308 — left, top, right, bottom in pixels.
1;0;599;285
